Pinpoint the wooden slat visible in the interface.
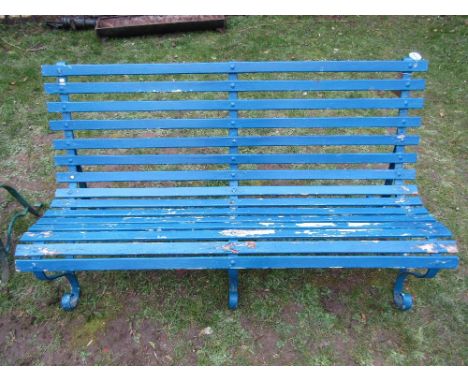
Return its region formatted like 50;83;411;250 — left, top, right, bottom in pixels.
21;225;450;242
29;221;444;232
42;206;428;217
15;240;456;257
55;153;417;166
44;79;426;94
48;98;424;113
57;169;416;183
50;196;423;208
16;255;458;273
55;185;419;198
41;60;428;77
54;135;419;150
50;116;422;131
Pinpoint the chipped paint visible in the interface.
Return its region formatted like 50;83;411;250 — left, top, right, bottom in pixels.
219;229;275;237
259;222;274;227
402;186;411;192
418;243;436;253
395;197;406;204
440;244;458;253
39;247;60;256
348;223;370;227
296;222;336;227
245;241;256;249
41;231;53;238
171;89;183;93
222;243;239;254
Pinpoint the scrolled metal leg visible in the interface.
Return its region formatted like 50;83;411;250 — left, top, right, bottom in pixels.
228;269;239;310
34;271;81;311
393;268;438;311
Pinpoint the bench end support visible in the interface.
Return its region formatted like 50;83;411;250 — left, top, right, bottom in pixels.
393;268;438;311
34;271;81;311
228;269;239;310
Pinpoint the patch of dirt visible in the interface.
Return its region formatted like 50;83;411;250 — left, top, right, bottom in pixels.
280;302;303;325
0;310;73;365
240;317;297;365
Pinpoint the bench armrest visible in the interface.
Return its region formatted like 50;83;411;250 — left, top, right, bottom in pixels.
0;184;43;287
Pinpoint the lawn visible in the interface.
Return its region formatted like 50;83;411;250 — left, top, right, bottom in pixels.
0;15;466;365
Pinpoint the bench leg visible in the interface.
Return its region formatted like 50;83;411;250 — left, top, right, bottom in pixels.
228;269;239;310
393;268;439;311
34;271;81;311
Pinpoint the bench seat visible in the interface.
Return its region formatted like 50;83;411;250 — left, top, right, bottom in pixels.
17;188;457;270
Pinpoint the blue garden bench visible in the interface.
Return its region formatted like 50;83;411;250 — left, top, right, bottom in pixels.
14;54;459;311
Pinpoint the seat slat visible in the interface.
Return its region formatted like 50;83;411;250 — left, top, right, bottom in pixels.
21;225;451;242
50;196;423;208
55;185;419;198
15;239;456;257
34;215;435;225
16;255;458;273
45;79;426;94
29;221;445;232
48;98;424;113
50;117;421;131
41;60;428;77
43;206;428;217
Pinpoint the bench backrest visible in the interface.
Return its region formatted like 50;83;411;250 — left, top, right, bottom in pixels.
42;56;427;196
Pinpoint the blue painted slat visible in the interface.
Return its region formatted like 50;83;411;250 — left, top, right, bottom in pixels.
49;117;421;131
55;185;418;198
57;169;416;183
34;215;436;225
15;255;457;273
43;206;428;217
20;226;451;242
48;98;424;112
41;60;428;77
50;196;423;208
44;79;426;94
15;240;457;257
55;153;418;166
53;136;419;150
29;221;445;232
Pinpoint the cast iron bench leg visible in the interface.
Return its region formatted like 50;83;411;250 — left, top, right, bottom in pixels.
228;269;239;310
393;268;439;310
34;271;81;311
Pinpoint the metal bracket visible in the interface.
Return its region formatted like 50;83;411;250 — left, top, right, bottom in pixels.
0;184;43;288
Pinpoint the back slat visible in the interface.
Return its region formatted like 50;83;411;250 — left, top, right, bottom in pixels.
41;60;428;76
55;153;417;166
49;117;421;131
48;98;424;112
45;79;425;94
54;135;419;149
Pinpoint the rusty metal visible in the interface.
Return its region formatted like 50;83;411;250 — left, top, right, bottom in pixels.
95;15;225;37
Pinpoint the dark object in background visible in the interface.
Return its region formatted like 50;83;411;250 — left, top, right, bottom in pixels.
95;15;225;38
46;16;98;30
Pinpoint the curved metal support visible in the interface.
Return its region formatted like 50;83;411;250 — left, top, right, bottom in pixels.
34;271;81;311
228;269;239;309
393;268;439;310
1;184;43;287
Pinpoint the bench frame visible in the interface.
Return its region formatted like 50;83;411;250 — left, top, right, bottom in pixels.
14;53;458;311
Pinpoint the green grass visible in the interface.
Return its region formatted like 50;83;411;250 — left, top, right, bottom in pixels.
0;16;467;365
